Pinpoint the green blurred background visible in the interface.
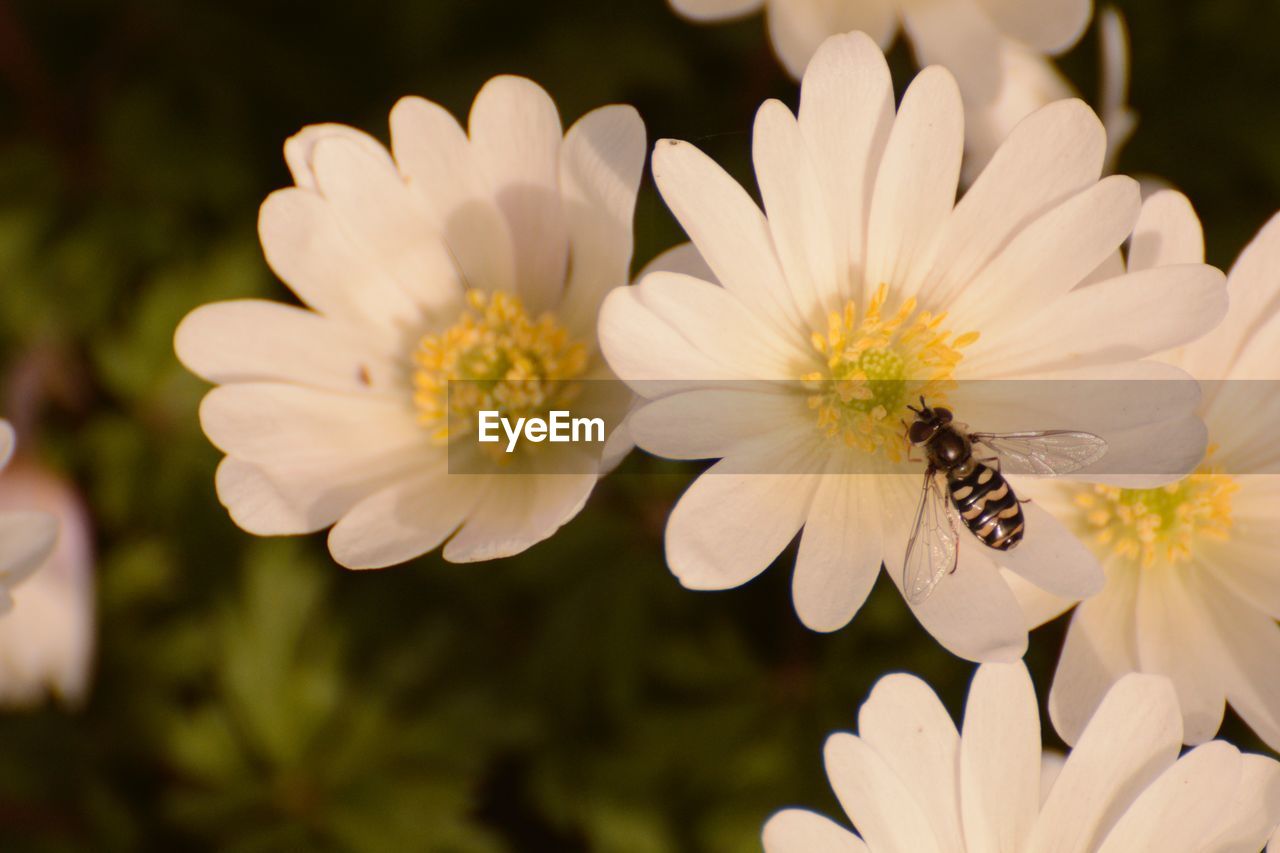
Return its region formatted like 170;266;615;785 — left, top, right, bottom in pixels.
0;0;1275;849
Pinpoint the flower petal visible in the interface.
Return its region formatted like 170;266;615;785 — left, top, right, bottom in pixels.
950;175;1140;333
915;548;1029;662
970;264;1227;376
767;0;898;78
824;732;946;853
202;385;424;532
1198;211;1280;380
0;420;13;469
1039;752;1067;806
175;299;402;394
283;123;391;190
1049;567;1140;745
901;0;1003;97
0;511;57;598
1197;571;1280;753
651;138;804;336
1071;413;1208;489
1030;673;1183;853
974;0;1091;53
1096;742;1242;853
309;135;464;317
1134;568;1225;744
665;446;821;591
558;104;646;342
389;95;517;294
1202;752;1280;853
865;66;964;302
754;99;843;323
920;98;1107;311
1198;530;1280;621
793;469;883;632
668;0;764;22
961;662;1041;852
1127;190;1204;273
882;476;1028;662
599;290;740;393
636;242;716;283
880;473;1029;660
327;469;485;569
857;673;964;848
626;388;812;461
633;271;810;373
258;188;428;340
598;273;805;395
762;809;867;853
1003;567;1076;629
0;461;95;706
468;76;569;314
798;31;895;293
199;383;424;470
991;500;1104;600
442;473;597;562
214;458;329;535
962;46;1077;182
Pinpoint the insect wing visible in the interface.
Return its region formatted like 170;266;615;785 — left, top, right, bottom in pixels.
902;469;960;605
970;430;1108;476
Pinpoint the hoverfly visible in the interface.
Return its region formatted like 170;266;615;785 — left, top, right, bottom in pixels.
902;398;1108;605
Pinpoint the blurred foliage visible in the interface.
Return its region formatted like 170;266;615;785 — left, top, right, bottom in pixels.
0;0;1275;849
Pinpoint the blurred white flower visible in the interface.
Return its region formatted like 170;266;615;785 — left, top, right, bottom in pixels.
0;453;94;707
176;76;644;568
763;662;1280;853
599;32;1225;662
1097;6;1137;172
667;0;1096;173
1017;193;1280;752
0;420;57;612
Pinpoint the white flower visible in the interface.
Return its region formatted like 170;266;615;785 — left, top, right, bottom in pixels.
0;420;57;611
667;0;1092;173
598;32;1225;662
1015;193;1280;751
176;76;645;568
0;455;94;707
762;662;1280;853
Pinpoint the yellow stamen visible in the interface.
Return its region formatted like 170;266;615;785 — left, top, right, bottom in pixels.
413;289;587;446
803;284;978;462
1075;450;1238;569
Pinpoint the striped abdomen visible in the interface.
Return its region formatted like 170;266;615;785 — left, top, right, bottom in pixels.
947;463;1024;550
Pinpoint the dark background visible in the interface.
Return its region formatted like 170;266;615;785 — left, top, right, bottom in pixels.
0;0;1274;849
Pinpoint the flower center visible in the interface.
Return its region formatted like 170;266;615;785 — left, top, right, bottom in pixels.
412;289;588;444
803;284;978;461
1073;457;1238;569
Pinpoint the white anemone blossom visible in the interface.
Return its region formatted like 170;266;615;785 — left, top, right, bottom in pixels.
1014;194;1280;752
0;420;57;611
598;32;1226;662
176;76;644;568
763;662;1280;853
667;0;1095;173
0;455;94;707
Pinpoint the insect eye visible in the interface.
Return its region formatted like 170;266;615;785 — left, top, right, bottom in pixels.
908;422;932;444
934;407;953;423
